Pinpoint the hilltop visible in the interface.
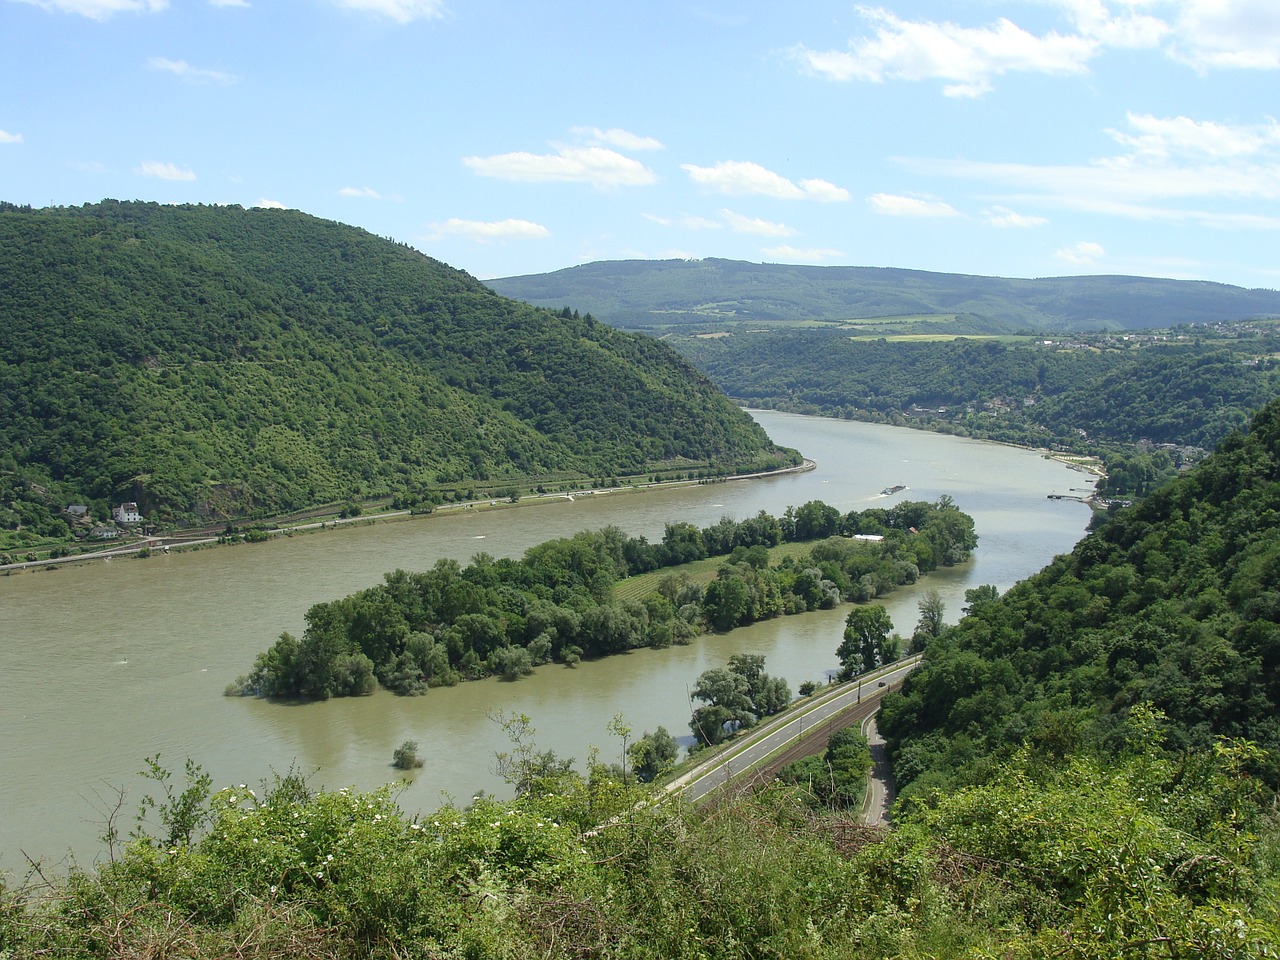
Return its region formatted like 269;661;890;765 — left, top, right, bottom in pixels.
488;257;1280;332
0;202;795;540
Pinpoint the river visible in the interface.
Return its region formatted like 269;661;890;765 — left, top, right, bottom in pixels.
0;412;1094;874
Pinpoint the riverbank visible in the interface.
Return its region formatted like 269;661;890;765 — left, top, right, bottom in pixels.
0;458;818;576
0;411;1095;877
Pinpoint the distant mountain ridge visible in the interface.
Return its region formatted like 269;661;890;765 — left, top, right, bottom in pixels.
0;202;794;530
488;258;1280;331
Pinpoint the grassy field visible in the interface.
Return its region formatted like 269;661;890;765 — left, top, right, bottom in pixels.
843;313;958;326
875;333;1035;343
612;541;816;602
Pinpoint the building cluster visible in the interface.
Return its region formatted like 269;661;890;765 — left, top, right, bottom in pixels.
63;501;144;540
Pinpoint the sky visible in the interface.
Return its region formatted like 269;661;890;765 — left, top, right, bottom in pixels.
3;1;1279;288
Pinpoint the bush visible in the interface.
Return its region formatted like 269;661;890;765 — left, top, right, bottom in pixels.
392;740;424;770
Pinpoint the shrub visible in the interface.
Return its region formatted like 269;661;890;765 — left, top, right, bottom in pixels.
391;740;424;770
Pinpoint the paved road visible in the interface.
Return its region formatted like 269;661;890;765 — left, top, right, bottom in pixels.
861;714;894;825
666;657;921;805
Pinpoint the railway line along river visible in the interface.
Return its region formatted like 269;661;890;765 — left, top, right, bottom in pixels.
0;412;1094;875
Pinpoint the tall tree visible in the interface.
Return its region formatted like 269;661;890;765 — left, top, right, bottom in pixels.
837;605;896;679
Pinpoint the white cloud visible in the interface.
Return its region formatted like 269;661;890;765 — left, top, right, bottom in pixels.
897;112;1280;226
792;7;1097;96
209;0;248;6
334;0;445;24
682;160;849;201
465;145;656;187
11;0;166;17
985;205;1047;228
136;160;195;181
643;213;723;230
868;193;959;217
254;199;286;209
147;57;236;84
720;209;796;236
909;154;1280;204
1167;0;1280;70
1054;0;1169;49
572;127;664;151
1055;240;1105;266
427;218;550;242
0;129;22;144
794;2;1280;96
762;244;846;263
339;186;383;199
1109;112;1280;159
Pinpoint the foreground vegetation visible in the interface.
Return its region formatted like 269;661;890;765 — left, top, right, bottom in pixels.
230;498;976;700
0;201;794;550
3;707;1276;958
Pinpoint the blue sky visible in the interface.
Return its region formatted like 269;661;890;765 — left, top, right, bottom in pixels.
4;1;1279;288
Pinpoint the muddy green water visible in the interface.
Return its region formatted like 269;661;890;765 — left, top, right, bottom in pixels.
0;412;1094;873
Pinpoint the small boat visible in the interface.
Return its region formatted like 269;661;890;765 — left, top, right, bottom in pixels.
881;484;906;496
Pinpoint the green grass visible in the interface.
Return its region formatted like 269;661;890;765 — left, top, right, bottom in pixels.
612;541;815;602
843;313;958;326
875;333;1032;343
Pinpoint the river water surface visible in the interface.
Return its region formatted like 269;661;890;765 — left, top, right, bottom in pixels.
0;412;1094;873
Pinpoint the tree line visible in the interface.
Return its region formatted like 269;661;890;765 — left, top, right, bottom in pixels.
229;497;977;701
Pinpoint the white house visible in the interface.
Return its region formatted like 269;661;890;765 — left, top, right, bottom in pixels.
112;502;143;524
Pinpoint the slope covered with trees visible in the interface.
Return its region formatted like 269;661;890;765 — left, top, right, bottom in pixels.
880;396;1280;800
0;202;794;532
675;330;1280;495
489;257;1280;331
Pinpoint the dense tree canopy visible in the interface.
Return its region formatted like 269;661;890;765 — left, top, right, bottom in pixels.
231;498;977;701
0;201;795;536
880;396;1280;799
676;332;1279;454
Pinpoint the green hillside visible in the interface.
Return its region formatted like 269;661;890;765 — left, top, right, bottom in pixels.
674;329;1280;453
488;257;1280;332
0;202;795;538
880;396;1280;798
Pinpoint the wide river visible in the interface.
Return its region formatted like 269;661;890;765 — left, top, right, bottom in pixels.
0;412;1094;874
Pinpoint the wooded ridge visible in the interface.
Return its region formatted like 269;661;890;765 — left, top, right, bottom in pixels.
673;329;1280;498
489;256;1280;331
0;201;795;547
881;395;1280;798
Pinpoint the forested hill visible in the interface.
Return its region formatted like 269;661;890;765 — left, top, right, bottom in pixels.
0;201;795;527
675;331;1280;452
488;257;1280;331
880;395;1280;798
